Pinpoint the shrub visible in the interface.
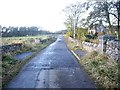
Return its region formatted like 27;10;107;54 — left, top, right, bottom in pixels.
85;35;93;39
77;28;88;40
2;54;18;66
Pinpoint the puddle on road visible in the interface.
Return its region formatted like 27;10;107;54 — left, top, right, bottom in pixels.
14;52;33;61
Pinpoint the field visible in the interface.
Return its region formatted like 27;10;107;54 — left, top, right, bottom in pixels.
1;35;51;45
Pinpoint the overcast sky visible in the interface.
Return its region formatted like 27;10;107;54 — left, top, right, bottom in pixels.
0;0;86;32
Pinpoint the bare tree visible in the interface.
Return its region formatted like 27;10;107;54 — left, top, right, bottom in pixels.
84;0;119;34
63;2;85;38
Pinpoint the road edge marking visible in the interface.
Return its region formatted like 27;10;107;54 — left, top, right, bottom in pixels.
71;50;80;61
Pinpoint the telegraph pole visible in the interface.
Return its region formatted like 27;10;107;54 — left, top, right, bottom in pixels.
73;20;76;39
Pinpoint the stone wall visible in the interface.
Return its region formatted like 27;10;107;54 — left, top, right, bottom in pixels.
82;40;119;61
82;41;98;52
1;38;46;54
1;37;55;54
1;43;22;54
105;40;119;61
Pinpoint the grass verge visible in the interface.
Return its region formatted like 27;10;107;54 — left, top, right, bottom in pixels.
79;51;118;88
64;35;84;51
64;36;119;88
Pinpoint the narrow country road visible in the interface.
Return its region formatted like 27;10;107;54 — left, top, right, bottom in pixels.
5;35;96;88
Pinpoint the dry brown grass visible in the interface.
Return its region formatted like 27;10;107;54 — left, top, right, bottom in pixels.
64;36;84;51
80;51;118;88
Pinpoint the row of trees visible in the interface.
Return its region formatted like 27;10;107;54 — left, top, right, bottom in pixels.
1;26;52;37
63;0;120;39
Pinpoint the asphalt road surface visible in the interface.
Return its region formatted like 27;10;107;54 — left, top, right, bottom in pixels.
5;35;96;88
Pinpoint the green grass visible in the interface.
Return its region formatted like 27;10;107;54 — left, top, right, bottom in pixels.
2;54;20;88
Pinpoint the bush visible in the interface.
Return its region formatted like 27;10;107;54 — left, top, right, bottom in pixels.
2;54;19;80
2;54;18;66
77;28;88;40
66;31;73;38
85;35;93;39
84;34;99;44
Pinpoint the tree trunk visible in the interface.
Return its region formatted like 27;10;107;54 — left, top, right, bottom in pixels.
107;14;113;34
105;1;113;34
117;1;120;40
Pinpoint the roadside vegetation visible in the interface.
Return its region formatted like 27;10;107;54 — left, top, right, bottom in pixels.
0;57;2;89
1;36;56;88
64;35;84;51
65;27;101;45
80;51;118;88
64;36;119;88
63;0;119;40
63;1;119;88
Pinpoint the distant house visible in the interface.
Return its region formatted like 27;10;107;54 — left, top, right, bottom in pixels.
88;21;106;35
